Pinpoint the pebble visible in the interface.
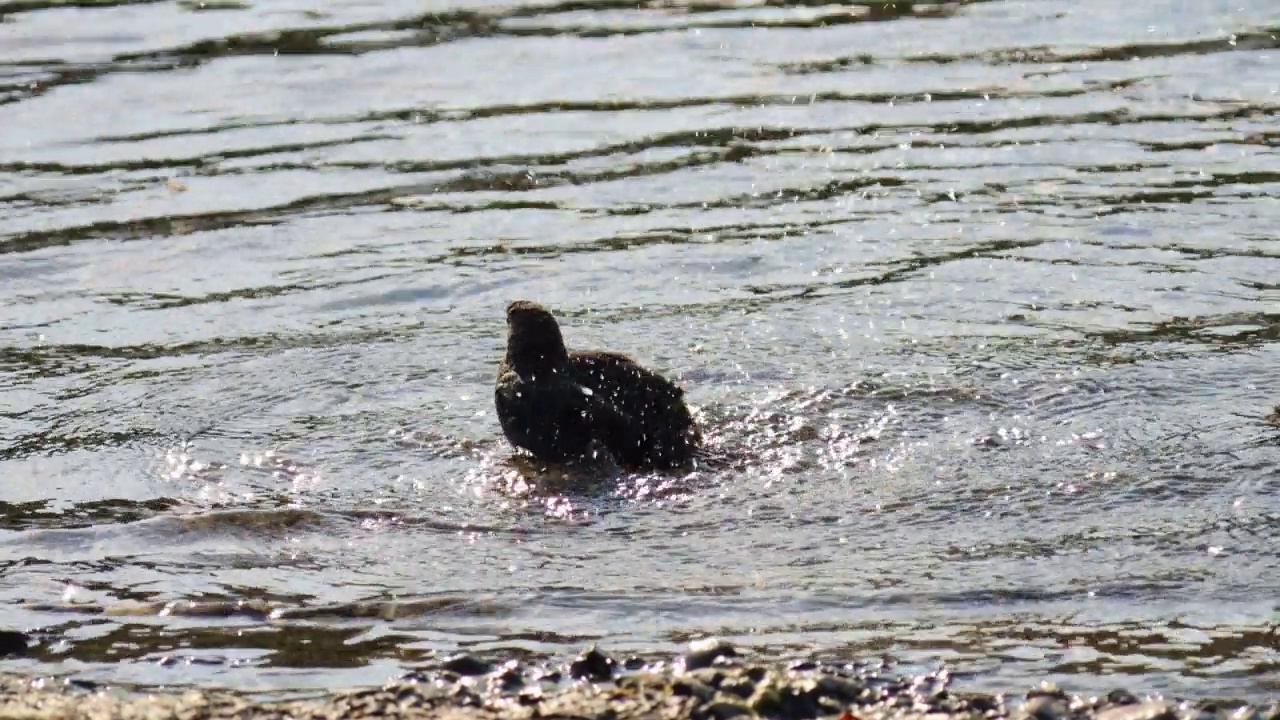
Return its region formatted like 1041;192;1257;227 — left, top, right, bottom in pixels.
683;638;738;671
489;659;525;692
1109;690;1141;706
6;652;1274;720
1027;681;1069;700
967;694;1005;714
1019;695;1071;720
569;647;617;682
719;675;758;700
672;677;717;702
1181;705;1223;720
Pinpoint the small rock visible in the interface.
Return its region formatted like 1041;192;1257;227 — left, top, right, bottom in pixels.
537;669;563;684
1109;690;1141;706
489;659;525;691
1019;695;1070;720
686;668;727;689
967;694;1005;714
684;638;738;671
448;684;483;707
568;646;616;682
749;686;784;716
1180;704;1224;720
397;669;430;684
1027;682;1068;700
389;684;442;704
720;675;758;699
440;653;491;676
930;692;971;714
1097;701;1178;720
64;678;98;691
751;684;820;720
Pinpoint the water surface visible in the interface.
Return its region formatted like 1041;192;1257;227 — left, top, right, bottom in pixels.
1;0;1278;702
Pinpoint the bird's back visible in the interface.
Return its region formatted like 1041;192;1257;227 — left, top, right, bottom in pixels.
569;351;699;469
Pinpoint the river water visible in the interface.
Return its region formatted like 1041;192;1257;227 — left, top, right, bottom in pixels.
1;0;1278;702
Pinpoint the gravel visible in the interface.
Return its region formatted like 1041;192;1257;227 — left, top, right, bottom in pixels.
1;640;1276;720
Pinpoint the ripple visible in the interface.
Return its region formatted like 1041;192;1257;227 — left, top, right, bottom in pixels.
0;0;1277;701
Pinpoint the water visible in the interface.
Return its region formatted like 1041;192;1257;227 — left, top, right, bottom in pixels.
2;0;1278;702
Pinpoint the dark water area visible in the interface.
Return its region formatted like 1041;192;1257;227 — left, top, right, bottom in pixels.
1;0;1278;702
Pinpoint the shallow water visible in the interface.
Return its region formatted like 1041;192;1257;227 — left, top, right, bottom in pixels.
1;0;1279;701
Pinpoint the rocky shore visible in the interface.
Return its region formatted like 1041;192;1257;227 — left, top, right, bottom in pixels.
0;641;1276;720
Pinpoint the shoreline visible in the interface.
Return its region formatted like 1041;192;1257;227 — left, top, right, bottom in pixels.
0;644;1275;720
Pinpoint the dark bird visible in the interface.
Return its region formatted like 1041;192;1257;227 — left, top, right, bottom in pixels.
495;300;699;470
